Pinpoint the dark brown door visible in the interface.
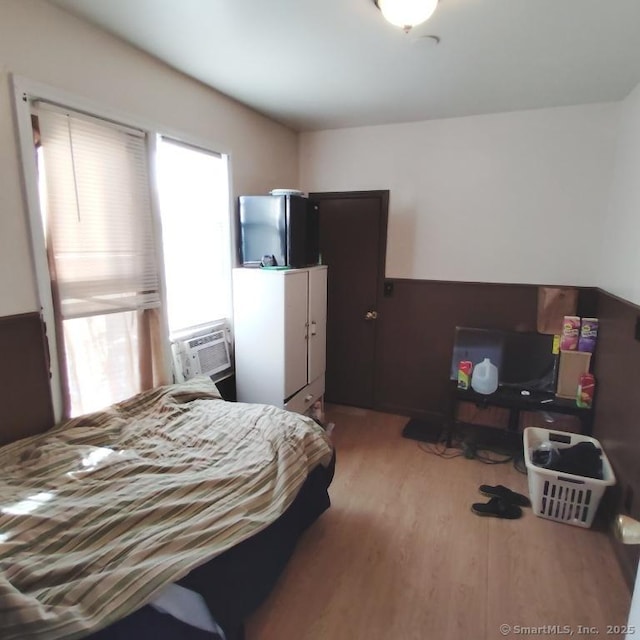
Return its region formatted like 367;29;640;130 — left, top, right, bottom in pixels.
310;191;388;408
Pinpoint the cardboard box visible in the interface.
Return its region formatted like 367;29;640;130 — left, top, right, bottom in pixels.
556;351;592;399
536;287;578;335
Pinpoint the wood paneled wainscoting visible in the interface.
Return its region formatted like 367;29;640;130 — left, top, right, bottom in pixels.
0;312;54;445
372;278;597;420
593;290;640;587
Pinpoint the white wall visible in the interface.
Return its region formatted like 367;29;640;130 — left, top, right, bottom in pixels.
599;82;640;307
0;0;298;317
300;104;618;285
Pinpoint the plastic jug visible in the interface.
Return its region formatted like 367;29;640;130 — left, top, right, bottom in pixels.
471;358;499;395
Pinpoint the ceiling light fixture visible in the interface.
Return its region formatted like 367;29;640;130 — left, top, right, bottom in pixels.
373;0;439;33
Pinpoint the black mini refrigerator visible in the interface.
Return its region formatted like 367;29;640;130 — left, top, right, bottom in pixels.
238;194;319;268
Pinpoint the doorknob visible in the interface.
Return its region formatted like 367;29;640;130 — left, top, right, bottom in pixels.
364;310;378;321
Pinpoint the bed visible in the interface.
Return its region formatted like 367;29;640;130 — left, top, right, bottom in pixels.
0;376;334;639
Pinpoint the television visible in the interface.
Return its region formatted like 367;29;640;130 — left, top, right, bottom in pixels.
450;327;559;394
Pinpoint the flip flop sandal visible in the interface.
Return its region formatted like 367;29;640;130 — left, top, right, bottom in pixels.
479;484;531;507
471;497;523;519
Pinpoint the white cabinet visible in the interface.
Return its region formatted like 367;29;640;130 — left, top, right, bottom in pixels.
232;266;327;413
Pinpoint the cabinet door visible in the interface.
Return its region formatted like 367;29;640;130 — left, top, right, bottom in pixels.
233;268;287;405
283;271;309;399
308;268;327;383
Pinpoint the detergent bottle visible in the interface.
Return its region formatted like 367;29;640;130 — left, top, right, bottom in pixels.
471;358;499;395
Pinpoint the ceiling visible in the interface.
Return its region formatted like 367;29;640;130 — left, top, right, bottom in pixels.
48;0;640;132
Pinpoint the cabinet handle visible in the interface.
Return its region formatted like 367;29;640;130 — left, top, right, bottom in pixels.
310;321;317;336
304;394;313;402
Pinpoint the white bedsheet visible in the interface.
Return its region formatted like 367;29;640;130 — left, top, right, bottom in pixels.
150;582;226;637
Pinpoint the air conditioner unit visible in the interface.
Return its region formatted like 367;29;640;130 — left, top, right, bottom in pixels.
172;322;232;382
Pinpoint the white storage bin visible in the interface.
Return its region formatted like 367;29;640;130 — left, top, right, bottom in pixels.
524;427;616;528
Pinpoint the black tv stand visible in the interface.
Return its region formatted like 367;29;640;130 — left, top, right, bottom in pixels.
448;380;594;438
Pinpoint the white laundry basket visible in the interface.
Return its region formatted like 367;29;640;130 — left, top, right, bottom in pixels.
523;427;616;528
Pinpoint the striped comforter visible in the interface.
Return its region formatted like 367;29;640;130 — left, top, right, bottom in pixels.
0;376;333;639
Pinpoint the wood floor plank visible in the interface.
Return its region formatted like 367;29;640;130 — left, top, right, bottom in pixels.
246;407;631;640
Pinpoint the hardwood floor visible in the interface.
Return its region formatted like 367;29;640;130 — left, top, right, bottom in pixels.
246;406;631;640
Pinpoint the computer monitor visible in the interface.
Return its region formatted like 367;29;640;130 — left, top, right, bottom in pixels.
450;327;558;394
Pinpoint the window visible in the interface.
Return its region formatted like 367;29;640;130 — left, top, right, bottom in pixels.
156;138;232;335
16;78;234;421
34;103;167;417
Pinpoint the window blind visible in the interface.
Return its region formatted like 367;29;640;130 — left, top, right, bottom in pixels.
36;104;160;319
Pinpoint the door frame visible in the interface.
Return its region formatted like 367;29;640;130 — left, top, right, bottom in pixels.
309;190;389;408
